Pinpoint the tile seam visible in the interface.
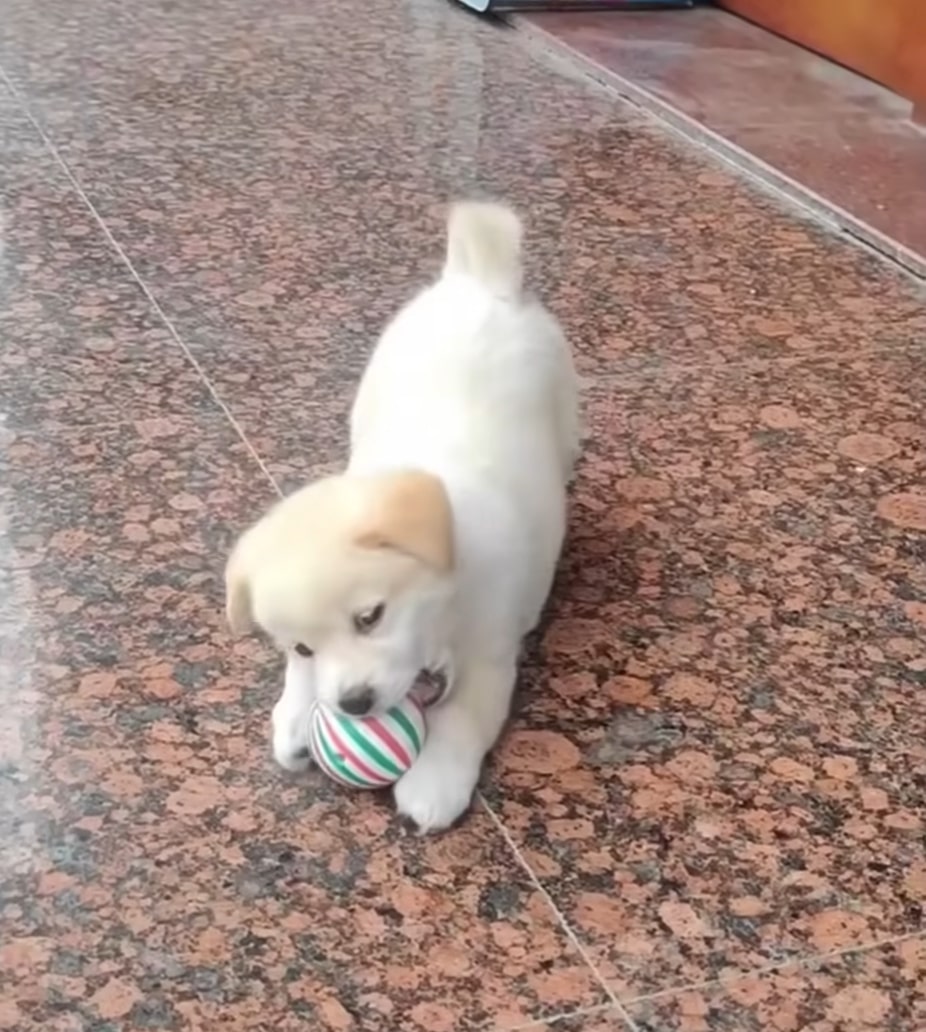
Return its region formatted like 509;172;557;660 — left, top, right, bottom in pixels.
0;63;284;501
489;1001;620;1032
617;928;926;1007
480;795;644;1032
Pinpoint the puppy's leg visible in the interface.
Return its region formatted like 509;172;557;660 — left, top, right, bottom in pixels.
271;655;317;772
556;351;582;480
394;654;516;832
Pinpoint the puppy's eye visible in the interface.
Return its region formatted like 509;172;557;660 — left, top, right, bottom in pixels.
353;603;385;634
293;643;314;658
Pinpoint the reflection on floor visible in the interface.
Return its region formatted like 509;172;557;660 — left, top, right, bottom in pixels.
0;1;924;1030
518;6;926;274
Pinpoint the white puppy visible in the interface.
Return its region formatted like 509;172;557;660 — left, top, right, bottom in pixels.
225;202;579;831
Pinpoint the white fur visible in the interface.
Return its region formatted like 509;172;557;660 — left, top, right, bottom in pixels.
273;202;579;830
272;652;317;772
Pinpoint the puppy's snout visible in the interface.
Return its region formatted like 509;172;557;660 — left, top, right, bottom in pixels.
339;685;376;716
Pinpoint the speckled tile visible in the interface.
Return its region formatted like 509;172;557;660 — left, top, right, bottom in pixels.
485;347;926;996
0;91;213;430
0;0;923;464
627;937;926;1031
0;417;606;1032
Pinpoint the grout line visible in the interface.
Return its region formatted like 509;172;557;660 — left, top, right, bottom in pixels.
479;794;643;1032
0;64;284;501
619;928;926;1008
511;18;926;286
492;1001;617;1032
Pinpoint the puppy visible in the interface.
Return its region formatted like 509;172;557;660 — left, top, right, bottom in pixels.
225;201;579;832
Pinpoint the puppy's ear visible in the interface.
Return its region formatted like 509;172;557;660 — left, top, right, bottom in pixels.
354;470;454;571
224;539;255;634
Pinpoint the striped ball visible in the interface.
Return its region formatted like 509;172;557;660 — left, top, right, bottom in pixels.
309;696;426;789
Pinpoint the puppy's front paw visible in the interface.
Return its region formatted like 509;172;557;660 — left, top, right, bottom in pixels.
271;700;314;773
393;749;479;833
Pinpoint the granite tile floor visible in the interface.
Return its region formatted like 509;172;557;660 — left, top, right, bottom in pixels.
0;1;924;1030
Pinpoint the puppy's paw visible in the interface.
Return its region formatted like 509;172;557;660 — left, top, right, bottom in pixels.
271;701;314;773
274;743;314;773
393;749;479;833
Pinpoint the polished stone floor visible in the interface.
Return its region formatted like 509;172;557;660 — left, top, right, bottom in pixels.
0;2;924;1030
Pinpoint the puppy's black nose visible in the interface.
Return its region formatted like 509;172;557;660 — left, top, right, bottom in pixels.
339;685;375;716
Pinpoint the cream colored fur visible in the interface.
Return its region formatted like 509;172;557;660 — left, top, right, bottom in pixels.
226;201;579;831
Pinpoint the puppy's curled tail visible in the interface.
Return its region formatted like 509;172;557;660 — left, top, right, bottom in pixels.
444;201;523;299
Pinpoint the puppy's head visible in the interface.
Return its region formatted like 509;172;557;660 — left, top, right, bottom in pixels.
225;470;455;715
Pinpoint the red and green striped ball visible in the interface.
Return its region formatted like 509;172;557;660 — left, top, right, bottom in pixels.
308;696;426;789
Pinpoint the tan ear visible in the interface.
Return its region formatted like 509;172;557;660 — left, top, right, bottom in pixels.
353;470;454;571
224;540;255;634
